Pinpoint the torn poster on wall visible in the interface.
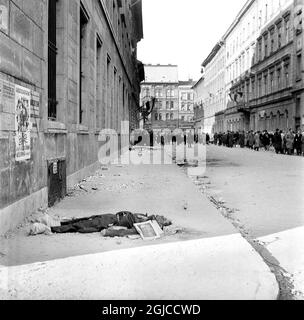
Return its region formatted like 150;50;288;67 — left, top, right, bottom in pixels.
15;85;31;161
0;78;15;113
30;91;40;129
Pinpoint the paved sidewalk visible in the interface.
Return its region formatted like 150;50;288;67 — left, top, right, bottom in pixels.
0;149;279;299
0;234;278;300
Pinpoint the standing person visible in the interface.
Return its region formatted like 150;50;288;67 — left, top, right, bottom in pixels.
285;129;294;155
187;130;194;148
206;133;210;145
228;131;234;148
239;131;245;148
234;131;240;147
248;130;255;149
218;132;223;146
281;131;287;154
214;132;218;146
245;131;249;148
302;131;304;156
269;131;274;150
264;130;270;151
254;131;261;151
294;130;302;156
272;129;282;154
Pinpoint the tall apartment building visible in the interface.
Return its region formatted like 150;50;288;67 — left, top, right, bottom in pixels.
223;0;298;132
195;0;303;134
178;80;195;125
140;64;195;131
201;41;226;134
193;77;206;133
0;0;144;235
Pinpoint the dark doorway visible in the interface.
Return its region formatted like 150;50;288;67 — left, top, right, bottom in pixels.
48;159;67;207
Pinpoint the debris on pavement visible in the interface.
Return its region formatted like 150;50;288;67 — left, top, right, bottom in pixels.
134;220;163;241
29;223;52;236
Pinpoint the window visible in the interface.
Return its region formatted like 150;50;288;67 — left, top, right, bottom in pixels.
264;74;268;95
48;0;58;120
270;71;274;92
278;25;282;48
258;77;262;97
258;39;262;61
251;79;255;97
277;67;281;89
155;113;158;121
106;56;111;127
270;30;274;53
96;36;102;129
80;4;89;124
170;113;174;120
166;101;169;109
285;19;290;43
296;54;302;80
170;101;174;109
264;35;268;58
284;64;290;87
159;114;162;121
166;113;169;120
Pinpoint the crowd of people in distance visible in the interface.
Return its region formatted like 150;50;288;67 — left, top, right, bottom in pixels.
210;129;304;156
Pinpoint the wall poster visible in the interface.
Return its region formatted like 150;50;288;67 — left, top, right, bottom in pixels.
15;85;31;161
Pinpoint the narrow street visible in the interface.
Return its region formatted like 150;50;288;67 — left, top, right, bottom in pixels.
0;148;278;300
199;145;304;299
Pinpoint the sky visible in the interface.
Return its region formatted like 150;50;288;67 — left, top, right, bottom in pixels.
137;0;247;81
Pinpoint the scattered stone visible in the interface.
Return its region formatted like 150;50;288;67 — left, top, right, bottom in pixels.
79;185;88;192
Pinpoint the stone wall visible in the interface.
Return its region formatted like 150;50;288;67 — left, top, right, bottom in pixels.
0;0;143;235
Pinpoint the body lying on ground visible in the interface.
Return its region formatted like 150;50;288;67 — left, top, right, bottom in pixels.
51;211;172;234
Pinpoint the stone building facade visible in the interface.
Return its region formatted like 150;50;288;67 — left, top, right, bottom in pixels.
141;65;194;131
0;0;144;235
193;76;205;133
201;41;226;134
227;0;303;133
178;80;195;125
194;0;303;134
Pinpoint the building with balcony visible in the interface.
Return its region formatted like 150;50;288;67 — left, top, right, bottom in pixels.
227;0;303;133
0;0;144;235
196;0;302;133
201;41;226;134
140;64;194;131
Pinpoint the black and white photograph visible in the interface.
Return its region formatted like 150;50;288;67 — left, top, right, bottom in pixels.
0;0;304;305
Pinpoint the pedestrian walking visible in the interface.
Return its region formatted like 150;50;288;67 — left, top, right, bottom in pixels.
206;133;210;145
228;131;234;148
254;131;261;151
285;129;294;155
272;129;282;154
294;130;302;156
281;131;287;154
248;131;255;149
302;132;304;157
239;131;245;148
